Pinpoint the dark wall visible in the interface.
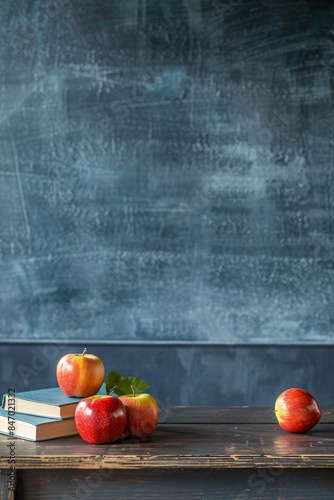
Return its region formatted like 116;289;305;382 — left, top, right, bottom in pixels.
1;343;334;406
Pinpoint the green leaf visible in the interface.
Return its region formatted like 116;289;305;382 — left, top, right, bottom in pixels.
113;377;150;396
105;370;123;395
105;371;150;396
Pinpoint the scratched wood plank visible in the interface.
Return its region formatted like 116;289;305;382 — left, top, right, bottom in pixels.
160;406;334;424
2;407;334;498
1;407;334;470
0;470;15;500
14;468;334;500
160;406;278;424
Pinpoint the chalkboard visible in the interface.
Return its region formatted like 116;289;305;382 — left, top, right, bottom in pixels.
0;0;333;343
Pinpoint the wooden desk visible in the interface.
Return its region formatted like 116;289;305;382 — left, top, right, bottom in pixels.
1;406;334;499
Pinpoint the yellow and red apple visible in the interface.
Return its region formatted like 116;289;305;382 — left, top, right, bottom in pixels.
119;386;159;438
56;348;105;397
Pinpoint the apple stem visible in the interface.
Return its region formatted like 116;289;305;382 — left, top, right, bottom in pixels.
131;385;136;397
81;347;87;356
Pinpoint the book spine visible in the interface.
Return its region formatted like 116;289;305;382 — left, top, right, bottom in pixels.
1;393;7;410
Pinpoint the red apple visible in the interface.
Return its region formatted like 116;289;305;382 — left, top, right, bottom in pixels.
56;348;105;397
275;388;321;433
75;395;127;444
119;386;159;438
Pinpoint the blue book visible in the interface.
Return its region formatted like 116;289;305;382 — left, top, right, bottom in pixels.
0;406;77;441
2;386;105;420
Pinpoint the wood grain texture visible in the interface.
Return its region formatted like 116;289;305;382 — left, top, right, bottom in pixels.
1;407;334;470
0;0;334;344
0;469;15;500
160;405;334;424
13;468;334;500
1;407;334;499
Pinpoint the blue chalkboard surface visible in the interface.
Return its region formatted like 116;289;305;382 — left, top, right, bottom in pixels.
0;0;333;343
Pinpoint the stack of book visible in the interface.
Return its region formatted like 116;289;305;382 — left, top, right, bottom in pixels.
0;387;84;441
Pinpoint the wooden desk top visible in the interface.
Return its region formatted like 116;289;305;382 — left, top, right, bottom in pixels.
1;406;334;470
